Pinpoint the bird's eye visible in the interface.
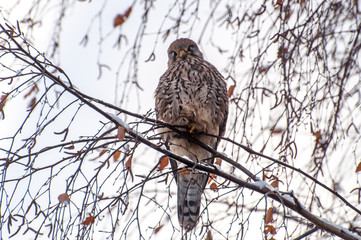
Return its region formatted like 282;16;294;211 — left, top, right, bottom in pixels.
188;45;195;53
169;51;177;59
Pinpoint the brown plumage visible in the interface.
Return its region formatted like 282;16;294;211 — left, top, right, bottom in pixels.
155;38;228;231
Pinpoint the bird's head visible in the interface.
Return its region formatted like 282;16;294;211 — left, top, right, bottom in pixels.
167;38;204;67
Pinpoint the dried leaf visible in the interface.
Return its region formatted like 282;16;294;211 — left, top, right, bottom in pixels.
215;157;222;166
58;193;70;204
356;161;361;173
0;94;7;109
206;230;213;240
24;84;38;99
113;151;121;162
277;46;288;59
154;225;163;234
0;94;7;120
208;173;216;183
126;154;134;181
99;149;108;157
82;214;95;225
275;0;283;5
265;207;273;224
27;97;36;110
259;65;272;73
113;7;132;27
117;126;126;141
313;130;321;141
265;224;277;234
126;155;132;170
227;85;236;98
210;182;218;192
270;180;279;189
271;128;283;134
158;156;169;171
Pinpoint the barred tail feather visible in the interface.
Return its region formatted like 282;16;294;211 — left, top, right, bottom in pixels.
177;171;208;231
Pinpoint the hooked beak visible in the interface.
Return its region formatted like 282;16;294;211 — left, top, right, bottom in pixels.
178;50;188;60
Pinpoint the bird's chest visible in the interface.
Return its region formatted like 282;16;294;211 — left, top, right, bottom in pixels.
174;77;207;105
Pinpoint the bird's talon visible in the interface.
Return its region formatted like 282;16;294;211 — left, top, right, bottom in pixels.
189;125;196;134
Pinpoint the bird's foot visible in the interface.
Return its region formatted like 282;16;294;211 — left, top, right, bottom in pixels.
186;123;204;134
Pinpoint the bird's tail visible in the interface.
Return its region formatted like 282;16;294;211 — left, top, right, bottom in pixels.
177;170;208;231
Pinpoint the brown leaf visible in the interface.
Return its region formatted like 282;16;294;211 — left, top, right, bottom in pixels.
277;46;288;59
27;97;36;110
313;130;322;141
117;126;126;141
265;207;273;224
206;230;213;240
265;224;277;234
158;156;169;171
58;193;70;204
126;154;134;181
154;225;163;234
258;65;272;73
270;179;279;189
99;149;108;157
24;84;38;99
0;94;7;109
0;94;7;119
275;0;283;5
208;173;216;183
215;157;222;166
210;182;218;192
356;161;361;173
82;214;95;225
113;7;132;27
113;151;121;162
227;85;236;98
271;128;283;134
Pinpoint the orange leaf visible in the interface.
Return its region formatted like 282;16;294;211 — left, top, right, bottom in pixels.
58;193;70;204
356;161;361;173
82;214;95;225
113;7;132;27
227;85;236;98
265;224;277;234
158;156;169;171
117;126;126;141
154;225;163;234
265;207;273;224
113;151;121;162
215;157;222;166
208;173;216;183
210;182;218;192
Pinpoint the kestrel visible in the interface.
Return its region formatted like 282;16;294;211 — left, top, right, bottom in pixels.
155;38;228;231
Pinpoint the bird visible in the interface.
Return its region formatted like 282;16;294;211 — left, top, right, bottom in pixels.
155;38;228;231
